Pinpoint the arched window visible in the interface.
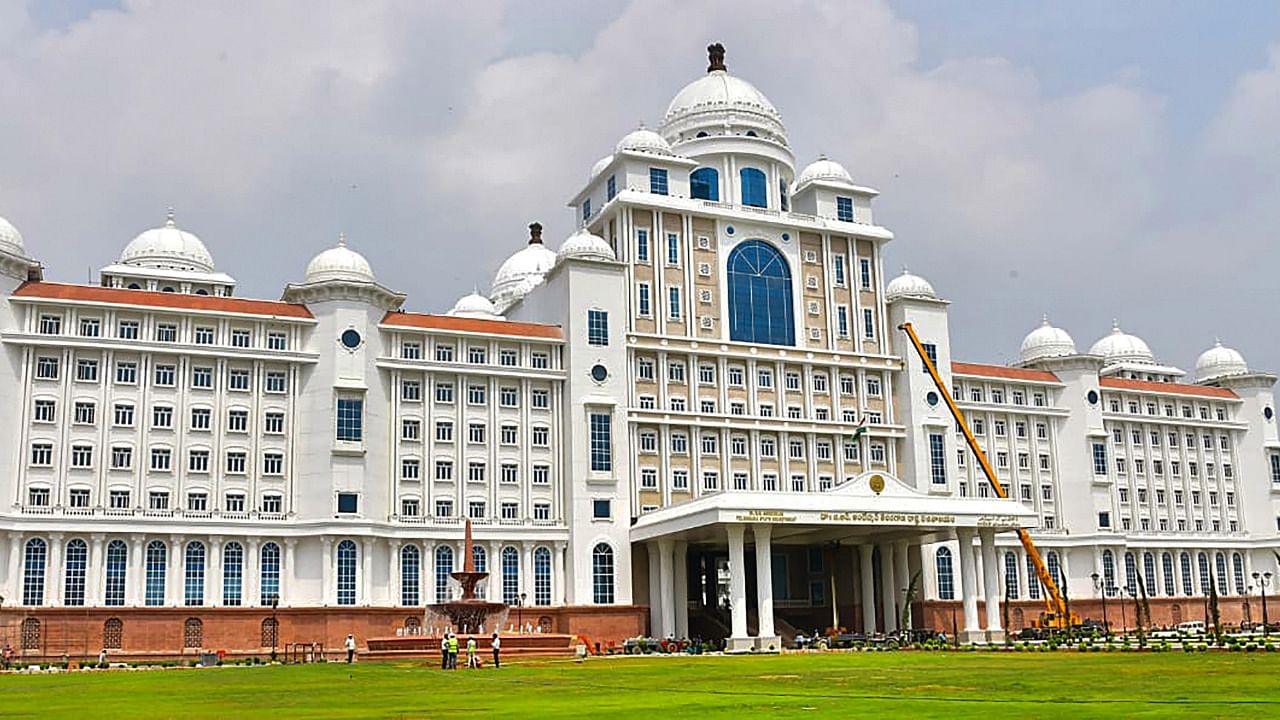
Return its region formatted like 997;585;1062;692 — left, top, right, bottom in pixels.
727;240;794;346
739;167;767;208
501;546;520;605
260;542;281;605
472;545;488;599
1026;554;1041;600
935;547;954;600
1003;551;1019;599
401;545;420;606
435;545;454;602
1197;552;1211;594
1215;552;1229;596
23;538;47;605
1180;552;1193;596
1123;551;1137;596
20;618;40;650
145;540;167;606
534;546;552;606
223;542;243;607
1102;549;1117;597
184;541;205;606
336;540;357;606
592;543;615;604
64;539;88;606
1162;553;1175;597
183;617;203;648
1143;552;1157;596
1232;553;1245;595
690;167;719;201
104;540;127;606
1047;551;1062;590
103;618;123;650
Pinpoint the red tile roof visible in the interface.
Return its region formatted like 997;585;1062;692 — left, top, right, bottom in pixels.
1099;376;1237;399
950;361;1059;383
13;282;313;319
381;311;563;340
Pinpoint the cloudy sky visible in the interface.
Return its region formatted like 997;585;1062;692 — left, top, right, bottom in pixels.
2;1;1278;373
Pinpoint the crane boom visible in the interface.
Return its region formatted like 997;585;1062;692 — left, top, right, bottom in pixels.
897;322;1074;628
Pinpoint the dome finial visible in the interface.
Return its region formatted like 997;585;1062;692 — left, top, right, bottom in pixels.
528;222;543;245
1041;313;1050;326
1111;319;1121;333
707;42;726;73
338;232;346;248
165;207;176;228
900;265;910;275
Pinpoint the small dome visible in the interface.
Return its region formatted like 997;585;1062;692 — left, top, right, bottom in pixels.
1019;315;1077;363
615;127;671;156
304;235;375;284
119;209;214;272
884;268;937;302
1089;321;1155;365
796;157;854;188
491;222;558;308
558;228;616;262
447;291;502;320
590;154;615;180
1196;340;1248;382
0;214;26;256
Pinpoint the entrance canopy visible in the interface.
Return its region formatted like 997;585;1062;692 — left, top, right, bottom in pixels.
631;471;1036;546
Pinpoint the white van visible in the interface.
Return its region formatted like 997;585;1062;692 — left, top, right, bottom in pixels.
1176;621;1206;634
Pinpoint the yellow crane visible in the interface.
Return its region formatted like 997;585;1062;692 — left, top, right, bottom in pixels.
898;322;1079;630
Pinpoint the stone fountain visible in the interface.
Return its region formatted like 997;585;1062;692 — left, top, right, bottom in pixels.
426;519;508;634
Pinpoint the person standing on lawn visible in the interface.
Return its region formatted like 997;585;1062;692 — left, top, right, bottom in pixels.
491;632;501;668
466;636;478;668
440;633;450;669
345;634;356;663
447;633;459;669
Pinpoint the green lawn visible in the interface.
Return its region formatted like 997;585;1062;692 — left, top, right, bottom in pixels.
3;651;1279;719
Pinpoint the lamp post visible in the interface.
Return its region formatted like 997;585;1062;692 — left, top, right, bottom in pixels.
1252;571;1272;637
516;592;526;632
1091;573;1110;641
269;594;279;663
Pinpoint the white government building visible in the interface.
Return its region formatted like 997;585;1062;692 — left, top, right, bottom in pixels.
0;44;1276;655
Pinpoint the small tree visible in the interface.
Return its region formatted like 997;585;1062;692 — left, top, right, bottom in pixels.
1208;565;1223;646
1060;570;1073;642
1134;568;1152;648
900;570;921;634
1002;578;1013;647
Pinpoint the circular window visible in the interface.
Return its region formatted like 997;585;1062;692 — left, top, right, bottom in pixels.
925;391;939;407
590;364;608;383
1266;406;1274;421
726;226;735;235
781;232;791;242
1087;390;1099;405
340;329;362;349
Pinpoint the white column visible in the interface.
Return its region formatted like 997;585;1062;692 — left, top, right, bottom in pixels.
47;533;64;607
361;537;374;605
520;542;534;606
88;534;105;606
553;542;566;605
754;525;776;640
246;538;261;607
424;541;437;605
320;537;333;606
957;529;980;637
894;540;912;629
7;532;24;604
389;539;403;606
646;543;662;635
880;543;898;633
283;538;297;606
129;535;145;606
674;540;689;639
207;536;222;606
980;530;1002;635
658;539;676;638
726;525;750;646
169;535;184;607
859;544;876;633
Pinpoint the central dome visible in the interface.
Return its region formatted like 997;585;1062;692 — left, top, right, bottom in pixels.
304;235;375;284
660;44;788;151
119;210;215;272
0;214;26;256
664;71;780;125
1089;321;1155;365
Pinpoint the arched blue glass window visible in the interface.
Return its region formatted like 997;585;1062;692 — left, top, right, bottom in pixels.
23;538;46;606
501;546;520;605
1143;552;1157;596
534;546;552;606
1162;552;1175;597
260;542;281;605
145;540;167;606
472;545;487;599
592;543;614;604
401;545;420;606
727;240;794;346
1003;551;1019;599
739;167;767;208
1197;552;1211;594
690;167;719;201
64;539;88;606
435;545;454;602
185;541;205;606
1123;551;1137;596
1026;555;1041;600
336;539;357;606
1215;552;1229;595
1232;552;1245;595
223;542;243;607
1180;552;1193;596
104;540;127;607
1047;551;1062;590
1102;549;1116;597
935;547;954;600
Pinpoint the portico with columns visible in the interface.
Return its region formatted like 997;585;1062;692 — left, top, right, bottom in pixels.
632;472;1034;649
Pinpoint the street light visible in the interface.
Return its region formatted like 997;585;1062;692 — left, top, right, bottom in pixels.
1252;571;1272;637
1091;573;1110;641
516;592;526;632
269;594;280;663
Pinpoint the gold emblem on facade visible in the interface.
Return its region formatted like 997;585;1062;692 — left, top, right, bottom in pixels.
869;474;885;494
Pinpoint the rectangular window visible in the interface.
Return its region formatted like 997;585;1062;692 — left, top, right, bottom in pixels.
336;493;358;514
262;452;284;476
188;449;210;473
649;168;668;195
36;356;59;379
606;175;616;201
109;490;130;509
152;406;173;428
859;258;872;289
467;346;487;364
155;323;177;342
587;309;609;346
833;255;846;285
70;444;93;468
117;320;139;339
668;287;682;319
836;306;849;338
194;326;215;345
468;384;486;405
592;499;611;519
39;314;62;334
76;359;99;382
862;308;875;339
267;331;288;350
532;465;550;485
190;407;211;431
73;401;95;425
582;198;591;221
33;399;55;423
836;196;854;222
79;318;101;337
401;498;420;517
637;283;651;316
402;380;422;401
228;369;250;391
929;433;946;485
336;397;363;441
435;344;455;362
636;229;649;262
150;448;171;471
264;412;285;434
152;363;175;386
69;489;90;508
435;382;454;403
227;409;248;432
230;329;251;348
264;371;286;393
666;232;680;266
261;495;283;515
1092;442;1107;475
